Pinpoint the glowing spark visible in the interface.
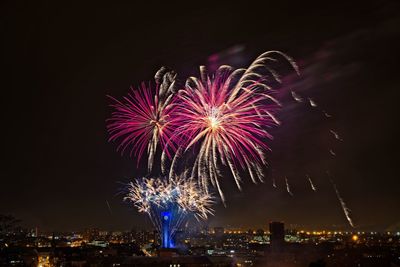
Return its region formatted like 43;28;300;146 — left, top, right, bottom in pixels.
307;175;317;191
323;110;332;118
330;130;343;141
285;177;293;196
208;115;219;130
291;91;303;102
308;98;317;107
124;176;214;247
272;177;277;188
107;68;177;172
105;200;113;214
329;149;336;156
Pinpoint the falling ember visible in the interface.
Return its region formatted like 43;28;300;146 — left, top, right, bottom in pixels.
291;91;303;102
331;180;355;228
272;177;277;188
105;200;113;214
330;129;343;141
285;177;293;196
307;175;317;191
323;110;332;118
308;98;317;107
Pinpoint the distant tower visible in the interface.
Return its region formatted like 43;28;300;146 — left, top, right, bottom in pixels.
269;221;285;250
161;211;172;248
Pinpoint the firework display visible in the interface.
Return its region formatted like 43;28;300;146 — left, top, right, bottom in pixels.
107;67;177;172
107;50;355;233
124;176;214;247
169;51;298;201
108;51;299;202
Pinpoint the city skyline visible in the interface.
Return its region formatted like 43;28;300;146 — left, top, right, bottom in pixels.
3;220;398;266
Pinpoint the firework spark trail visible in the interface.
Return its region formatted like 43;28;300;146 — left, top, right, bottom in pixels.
323;110;332;118
307;175;317;191
171;51;298;201
285;177;293;196
308;98;317;107
330;130;343;141
107;67;177;172
291;91;303;102
272;178;277;188
330;179;355;228
105;200;113;214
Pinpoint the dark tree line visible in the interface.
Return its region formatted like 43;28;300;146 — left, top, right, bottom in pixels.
0;214;21;235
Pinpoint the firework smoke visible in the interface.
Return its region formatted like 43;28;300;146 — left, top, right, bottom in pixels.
308;98;317;107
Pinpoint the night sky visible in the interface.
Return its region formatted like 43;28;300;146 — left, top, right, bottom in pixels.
2;1;400;232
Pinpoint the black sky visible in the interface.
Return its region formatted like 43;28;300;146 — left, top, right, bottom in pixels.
1;1;400;232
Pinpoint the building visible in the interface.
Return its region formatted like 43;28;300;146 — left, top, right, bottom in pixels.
269;222;285;250
214;227;224;237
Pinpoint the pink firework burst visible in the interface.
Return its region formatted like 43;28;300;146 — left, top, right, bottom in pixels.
107;68;177;172
172;52;298;201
